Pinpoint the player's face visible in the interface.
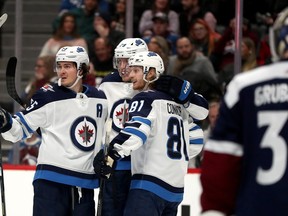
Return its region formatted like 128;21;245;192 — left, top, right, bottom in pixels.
128;66;146;90
116;58;131;82
56;62;78;87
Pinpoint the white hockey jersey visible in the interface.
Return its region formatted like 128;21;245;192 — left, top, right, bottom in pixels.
2;84;108;189
110;90;192;202
99;72;139;170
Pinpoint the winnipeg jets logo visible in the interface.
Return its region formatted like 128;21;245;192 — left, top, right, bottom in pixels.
115;103;128;126
70;116;97;151
110;99;130;132
78;122;94;144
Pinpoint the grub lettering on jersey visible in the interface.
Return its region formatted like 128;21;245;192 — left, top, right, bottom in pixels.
255;83;288;106
167;103;182;116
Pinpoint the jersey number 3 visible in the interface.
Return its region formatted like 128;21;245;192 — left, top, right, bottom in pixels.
256;111;288;185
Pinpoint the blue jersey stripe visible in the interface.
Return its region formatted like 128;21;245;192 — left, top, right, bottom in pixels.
131;116;152;127
190;138;204;144
130;179;183;202
123;127;147;143
33;170;99;189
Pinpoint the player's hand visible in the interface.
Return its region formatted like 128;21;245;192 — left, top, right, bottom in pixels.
155;75;194;104
0;106;12;133
93;149;113;180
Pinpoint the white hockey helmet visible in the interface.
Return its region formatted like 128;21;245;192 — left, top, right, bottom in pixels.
269;7;288;61
114;38;148;59
128;51;164;82
56;46;89;71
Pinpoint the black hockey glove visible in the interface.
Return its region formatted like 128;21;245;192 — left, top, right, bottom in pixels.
93;149;114;180
0;106;12;133
155;75;194;104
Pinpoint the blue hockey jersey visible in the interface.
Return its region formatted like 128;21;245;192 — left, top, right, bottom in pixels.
201;62;288;216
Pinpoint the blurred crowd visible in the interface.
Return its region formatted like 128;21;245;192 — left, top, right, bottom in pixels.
8;0;288;165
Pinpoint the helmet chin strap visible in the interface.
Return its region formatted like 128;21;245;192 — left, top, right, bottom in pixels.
58;70;83;89
141;73;159;91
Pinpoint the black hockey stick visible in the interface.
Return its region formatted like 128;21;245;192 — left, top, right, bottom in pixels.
0;58;19;216
6;57;26;108
0;56;26;216
97;119;112;216
0;137;6;216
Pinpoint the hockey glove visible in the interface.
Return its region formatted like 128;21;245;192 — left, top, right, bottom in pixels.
0;106;12;133
155;75;194;104
93;149;114;180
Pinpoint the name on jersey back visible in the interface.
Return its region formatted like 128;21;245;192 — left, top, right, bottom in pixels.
167;103;182;116
255;83;288;106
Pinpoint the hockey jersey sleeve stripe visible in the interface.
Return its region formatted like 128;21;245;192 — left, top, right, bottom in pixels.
122;127;147;144
131;116;152;127
190;138;204;144
204;139;243;156
14;113;34;138
189;123;202;131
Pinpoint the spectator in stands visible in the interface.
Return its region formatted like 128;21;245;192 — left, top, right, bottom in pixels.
138;0;179;37
218;37;258;90
68;0;101;41
147;35;171;71
87;11;125;54
241;37;258;72
58;0;111;17
111;0;126;33
58;0;83;16
90;37;114;87
22;56;57;105
210;17;259;74
178;0;218;37
143;12;179;54
167;37;222;101
189;18;221;58
40;12;88;57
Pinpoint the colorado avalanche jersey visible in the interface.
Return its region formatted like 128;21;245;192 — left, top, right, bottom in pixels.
2;84;108;189
99;72;138;170
111;90;191;202
201;62;288;216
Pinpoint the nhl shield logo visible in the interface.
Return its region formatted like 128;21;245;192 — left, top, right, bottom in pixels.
70;116;97;151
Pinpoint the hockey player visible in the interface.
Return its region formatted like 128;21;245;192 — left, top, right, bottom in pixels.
0;46;108;215
200;7;288;216
96;38;208;216
94;51;202;215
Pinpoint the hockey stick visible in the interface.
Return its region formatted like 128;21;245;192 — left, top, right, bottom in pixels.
0;57;25;216
0;137;6;216
0;56;20;216
0;13;7;28
97;118;112;216
6;57;26;108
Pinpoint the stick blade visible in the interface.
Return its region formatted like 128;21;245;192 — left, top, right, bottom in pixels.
0;13;8;28
5;57;25;108
6;56;17;78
